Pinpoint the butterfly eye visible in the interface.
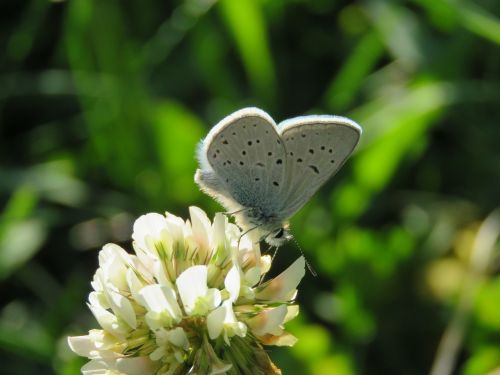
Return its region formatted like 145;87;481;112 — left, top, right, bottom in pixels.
274;228;285;239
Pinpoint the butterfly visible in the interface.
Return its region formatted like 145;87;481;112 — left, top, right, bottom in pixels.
195;107;362;246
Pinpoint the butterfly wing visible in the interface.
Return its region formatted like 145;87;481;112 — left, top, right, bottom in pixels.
196;107;288;215
277;115;362;218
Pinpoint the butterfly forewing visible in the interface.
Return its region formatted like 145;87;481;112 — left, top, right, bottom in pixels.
202;108;288;211
277;116;361;218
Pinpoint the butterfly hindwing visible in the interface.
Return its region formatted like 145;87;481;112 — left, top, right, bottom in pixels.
277;115;362;218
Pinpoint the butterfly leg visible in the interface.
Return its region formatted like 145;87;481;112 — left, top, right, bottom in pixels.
223;207;250;218
237;224;262;250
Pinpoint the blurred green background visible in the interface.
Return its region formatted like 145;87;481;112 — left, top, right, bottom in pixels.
1;0;499;374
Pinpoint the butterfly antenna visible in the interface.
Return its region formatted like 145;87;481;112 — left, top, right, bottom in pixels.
290;234;317;277
270;245;280;264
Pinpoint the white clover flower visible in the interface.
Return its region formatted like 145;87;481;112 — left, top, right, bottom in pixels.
68;207;305;375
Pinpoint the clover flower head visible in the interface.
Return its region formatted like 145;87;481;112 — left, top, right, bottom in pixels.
68;207;305;374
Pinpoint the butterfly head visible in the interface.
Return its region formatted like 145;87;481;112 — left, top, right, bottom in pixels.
264;224;292;247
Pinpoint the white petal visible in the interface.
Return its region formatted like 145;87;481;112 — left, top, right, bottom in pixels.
116;356;155;375
207;304;226;340
284;305;299;323
236;234;254;256
224;266;241;303
137;285;182;322
248;305;287;336
189;206;212;251
88;291;108;310
98;244;130;290
132;213;167;247
90;273;104;293
67;335;95;357
244;266;261;287
259;255;272;274
126;268;144;302
166;327;189;350
154;260;174;287
206;288;222;310
98;243;126;267
176;265;208;314
99;243;130;271
222;300;237;323
164;213;185;241
131;245;156;275
256;257;305;302
149;346;165;361
207;300;246;342
212;213;227;250
225;223;241;242
108;291;137;329
81;358;118;374
85;332;120;359
88;303;126;338
259;331;298;347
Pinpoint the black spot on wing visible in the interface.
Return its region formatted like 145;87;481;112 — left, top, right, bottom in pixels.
309;165;320;174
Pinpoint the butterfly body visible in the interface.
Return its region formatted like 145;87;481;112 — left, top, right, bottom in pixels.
195;169;288;245
195;107;361;246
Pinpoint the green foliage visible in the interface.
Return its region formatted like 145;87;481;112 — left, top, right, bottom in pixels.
1;0;499;374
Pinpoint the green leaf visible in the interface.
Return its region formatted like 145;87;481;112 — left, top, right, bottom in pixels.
324;31;384;111
333;81;454;220
0;219;46;280
0;186;46;279
151;101;205;204
218;0;276;105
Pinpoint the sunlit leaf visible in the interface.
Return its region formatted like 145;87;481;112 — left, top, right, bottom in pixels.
0;186;45;279
324;31;384;111
333;81;453;220
218;0;276;105
151;100;205;203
